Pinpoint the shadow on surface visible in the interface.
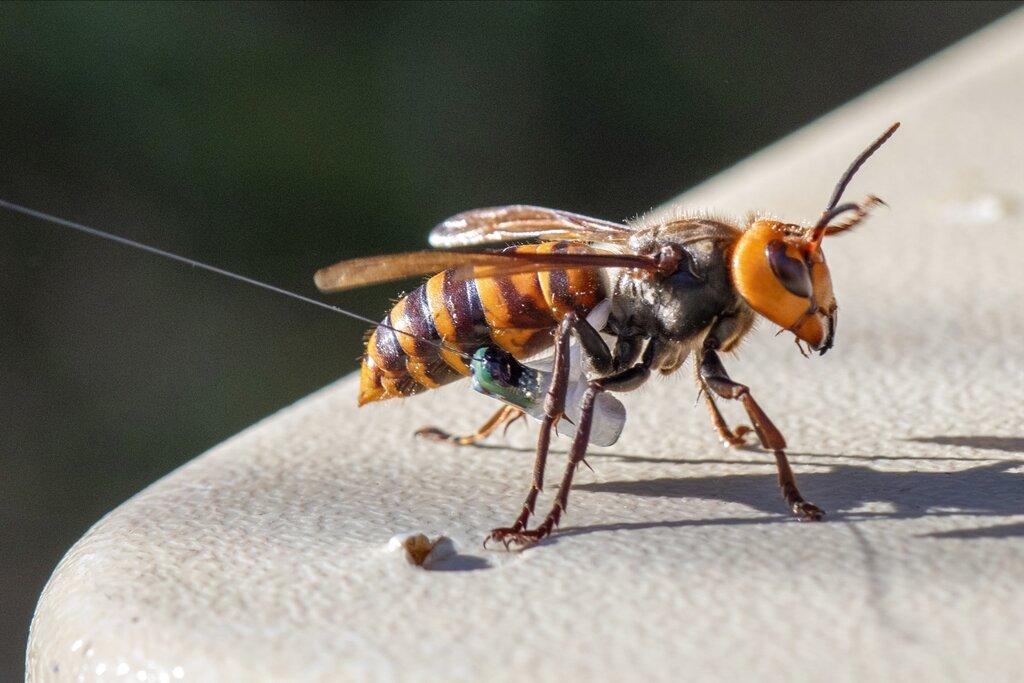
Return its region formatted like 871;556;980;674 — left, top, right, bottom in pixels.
469;442;1024;465
463;435;1024;543
577;459;1021;513
905;436;1024;453
426;552;492;572
923;521;1024;539
569;460;1024;539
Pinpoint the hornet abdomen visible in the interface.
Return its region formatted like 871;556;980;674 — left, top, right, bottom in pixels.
359;241;607;405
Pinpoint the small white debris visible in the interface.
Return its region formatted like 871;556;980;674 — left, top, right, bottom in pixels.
386;533;455;567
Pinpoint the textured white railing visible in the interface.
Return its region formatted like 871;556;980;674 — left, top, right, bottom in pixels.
28;11;1024;682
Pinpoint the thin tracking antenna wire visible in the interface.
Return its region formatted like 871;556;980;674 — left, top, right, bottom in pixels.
0;198;474;363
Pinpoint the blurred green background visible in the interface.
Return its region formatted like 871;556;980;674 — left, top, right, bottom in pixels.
0;1;1018;678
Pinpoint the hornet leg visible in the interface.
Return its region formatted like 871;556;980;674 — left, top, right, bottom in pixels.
694;363;752;447
491;384;600;547
415;405;524;446
489;342;655;549
485;313;576;545
699;348;824;521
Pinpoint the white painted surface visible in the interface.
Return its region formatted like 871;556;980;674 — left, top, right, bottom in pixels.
28;12;1024;682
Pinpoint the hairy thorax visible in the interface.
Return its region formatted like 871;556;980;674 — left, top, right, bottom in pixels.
608;220;755;372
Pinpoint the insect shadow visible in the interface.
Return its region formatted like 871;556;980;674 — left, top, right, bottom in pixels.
556;438;1024;541
904;435;1024;454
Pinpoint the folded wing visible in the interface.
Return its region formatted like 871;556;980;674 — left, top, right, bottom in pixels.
314;248;657;293
428;205;634;248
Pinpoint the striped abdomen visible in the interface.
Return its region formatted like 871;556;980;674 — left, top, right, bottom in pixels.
358;242;607;405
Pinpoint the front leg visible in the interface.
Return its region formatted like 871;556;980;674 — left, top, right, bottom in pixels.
694;362;753;448
699;347;824;521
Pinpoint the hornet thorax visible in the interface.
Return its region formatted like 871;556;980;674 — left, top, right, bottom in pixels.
606;219;755;366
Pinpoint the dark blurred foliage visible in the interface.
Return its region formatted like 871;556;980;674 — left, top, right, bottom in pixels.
0;1;1017;677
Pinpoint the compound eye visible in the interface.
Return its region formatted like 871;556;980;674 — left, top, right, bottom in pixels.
766;240;812;299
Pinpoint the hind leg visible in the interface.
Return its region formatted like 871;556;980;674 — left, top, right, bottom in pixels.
488;340;656;549
415;405;524;446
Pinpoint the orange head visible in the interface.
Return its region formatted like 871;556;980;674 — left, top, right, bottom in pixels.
729;122;899;355
731;220;838;352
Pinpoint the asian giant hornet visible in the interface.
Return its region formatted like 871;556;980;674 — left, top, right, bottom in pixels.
0;123;898;550
314;123;900;548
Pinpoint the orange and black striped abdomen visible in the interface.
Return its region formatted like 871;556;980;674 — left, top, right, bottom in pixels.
359;242;607;404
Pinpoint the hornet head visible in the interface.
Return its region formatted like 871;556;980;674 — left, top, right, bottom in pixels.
729;123;899;355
